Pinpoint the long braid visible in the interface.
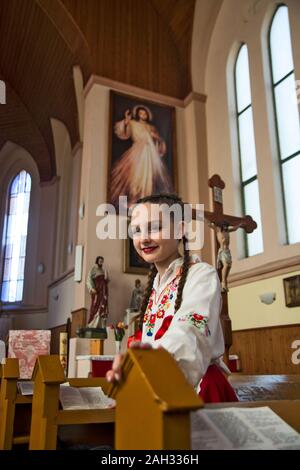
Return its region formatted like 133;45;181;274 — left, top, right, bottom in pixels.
137;263;157;327
174;235;190;313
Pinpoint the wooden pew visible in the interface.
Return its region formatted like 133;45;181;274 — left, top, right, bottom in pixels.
29;355;115;450
108;349;300;449
229;374;300;401
0;358;32;450
109;348;203;450
0;356;114;450
3;352;300;450
26;350;201;450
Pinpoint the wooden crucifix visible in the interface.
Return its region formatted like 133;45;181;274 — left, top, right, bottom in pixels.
191;174;257;364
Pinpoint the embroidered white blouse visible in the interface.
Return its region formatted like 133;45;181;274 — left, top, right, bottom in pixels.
141;255;226;389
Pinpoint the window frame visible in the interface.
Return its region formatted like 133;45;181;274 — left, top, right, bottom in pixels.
234;43;262;257
268;4;300;245
0;170;32;303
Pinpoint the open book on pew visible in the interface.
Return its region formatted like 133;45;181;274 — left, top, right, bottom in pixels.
59;383;115;410
17;381;115;410
191;406;300;450
17;380;34;395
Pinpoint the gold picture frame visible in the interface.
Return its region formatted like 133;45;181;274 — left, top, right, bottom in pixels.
283;275;300;308
123;236;149;275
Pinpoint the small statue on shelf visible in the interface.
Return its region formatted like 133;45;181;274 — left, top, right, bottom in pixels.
86;256;109;328
129;279;144;312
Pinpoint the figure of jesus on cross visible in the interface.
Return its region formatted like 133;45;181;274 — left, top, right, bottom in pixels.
207;219;246;293
191;174;257;363
192;174;256;291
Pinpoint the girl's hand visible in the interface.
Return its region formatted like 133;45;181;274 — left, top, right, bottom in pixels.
105;343;152;383
106;353;124;383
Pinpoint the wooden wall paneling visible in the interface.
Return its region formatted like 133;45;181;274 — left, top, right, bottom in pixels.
70;308;87;338
231;324;300;374
50;324;67;355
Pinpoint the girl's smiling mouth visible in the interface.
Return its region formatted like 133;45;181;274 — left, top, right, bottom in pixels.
142;246;159;254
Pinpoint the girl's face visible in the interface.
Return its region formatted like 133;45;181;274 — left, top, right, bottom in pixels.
130;203;182;266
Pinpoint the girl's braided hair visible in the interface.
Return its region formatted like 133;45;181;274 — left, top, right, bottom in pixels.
133;193;190;327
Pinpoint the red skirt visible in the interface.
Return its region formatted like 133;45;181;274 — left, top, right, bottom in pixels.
128;332;238;403
127;329;142;348
199;364;238;403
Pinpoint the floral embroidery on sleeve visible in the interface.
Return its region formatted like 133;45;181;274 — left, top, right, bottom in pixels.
178;313;211;337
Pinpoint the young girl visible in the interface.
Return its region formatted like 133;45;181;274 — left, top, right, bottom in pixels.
106;193;237;402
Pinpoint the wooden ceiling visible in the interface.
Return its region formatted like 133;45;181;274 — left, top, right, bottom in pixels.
0;0;92;181
0;0;196;181
61;0;196;98
0;77;51;177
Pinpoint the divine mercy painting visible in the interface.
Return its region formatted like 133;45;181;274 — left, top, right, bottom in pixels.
108;91;177;212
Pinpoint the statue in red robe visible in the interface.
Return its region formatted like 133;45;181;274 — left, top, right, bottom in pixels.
86;256;109;328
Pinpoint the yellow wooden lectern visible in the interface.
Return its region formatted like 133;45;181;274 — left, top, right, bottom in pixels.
109;348;203;450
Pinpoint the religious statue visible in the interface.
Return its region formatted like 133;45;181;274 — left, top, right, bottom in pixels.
86;256;109;328
129;279;144;311
207;220;245;293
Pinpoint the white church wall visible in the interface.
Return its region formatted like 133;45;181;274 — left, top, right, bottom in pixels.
73;65;85;142
178;99;213;262
48;273;74;328
34;181;58;305
229;269;300;330
191;0;223;94
51;119;74;278
65;144;82;272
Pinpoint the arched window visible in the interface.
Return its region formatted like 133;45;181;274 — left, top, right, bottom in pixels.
1;170;31;302
269;5;300;244
234;44;264;256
